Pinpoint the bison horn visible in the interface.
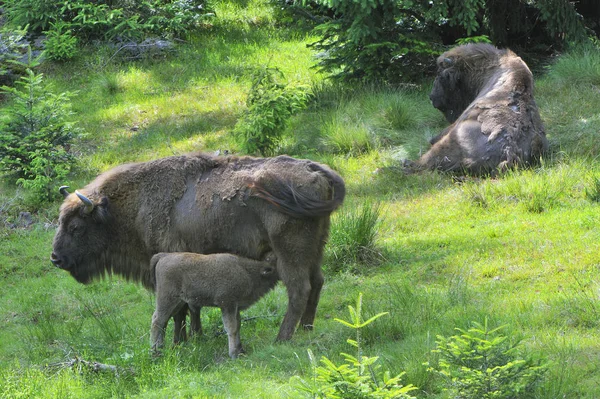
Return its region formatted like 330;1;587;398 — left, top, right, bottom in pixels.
442;57;454;68
59;186;70;198
75;191;94;214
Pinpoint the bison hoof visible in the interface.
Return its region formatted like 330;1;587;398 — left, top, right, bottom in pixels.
151;348;163;358
229;348;245;359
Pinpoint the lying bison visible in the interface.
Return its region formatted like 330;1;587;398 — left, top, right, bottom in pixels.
406;43;548;175
51;153;345;341
151;251;279;358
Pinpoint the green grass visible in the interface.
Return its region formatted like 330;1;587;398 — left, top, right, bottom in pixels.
3;0;600;397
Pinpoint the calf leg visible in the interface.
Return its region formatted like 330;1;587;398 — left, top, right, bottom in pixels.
172;306;188;344
221;305;243;359
151;298;184;351
189;305;202;337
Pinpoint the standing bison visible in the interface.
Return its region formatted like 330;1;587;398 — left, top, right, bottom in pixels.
51;153;345;341
406;43;548;175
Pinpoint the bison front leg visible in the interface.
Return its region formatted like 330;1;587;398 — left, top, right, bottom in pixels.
221;305;244;359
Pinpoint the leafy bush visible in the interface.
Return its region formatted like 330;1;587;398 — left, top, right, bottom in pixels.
142;0;213;38
64;2;142;41
308;0;440;83
234;67;311;156
427;320;547;399
326;201;382;272
303;0;595;83
291;293;418;398
0;69;81;202
2;0;62;33
3;0;213;42
44;23;79;61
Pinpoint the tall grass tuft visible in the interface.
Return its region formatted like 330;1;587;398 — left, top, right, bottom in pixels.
584;174;600;202
320;116;373;155
98;73;123;96
545;47;600;87
326;201;383;273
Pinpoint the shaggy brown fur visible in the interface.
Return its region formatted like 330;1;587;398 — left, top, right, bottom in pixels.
150;252;278;358
407;43;548;175
51;153;345;341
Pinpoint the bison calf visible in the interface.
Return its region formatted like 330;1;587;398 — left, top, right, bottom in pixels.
150;252;278;359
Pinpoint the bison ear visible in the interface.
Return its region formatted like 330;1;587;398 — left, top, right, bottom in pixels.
94;197;110;223
441;57;454;69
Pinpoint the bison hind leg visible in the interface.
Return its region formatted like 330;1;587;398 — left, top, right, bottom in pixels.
300;263;324;330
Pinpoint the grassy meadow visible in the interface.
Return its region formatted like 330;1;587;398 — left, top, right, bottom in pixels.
2;0;600;397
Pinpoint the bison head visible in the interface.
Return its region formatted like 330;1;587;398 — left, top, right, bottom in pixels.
429;45;498;123
429;63;462;123
51;187;112;284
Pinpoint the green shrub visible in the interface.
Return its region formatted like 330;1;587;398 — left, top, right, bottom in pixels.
142;0;214;39
64;2;145;41
305;0;593;83
291;292;418;398
326;201;382;272
0;69;81;203
427;319;547;399
2;0;62;32
44;23;79;61
3;0;213;42
234;67;311;156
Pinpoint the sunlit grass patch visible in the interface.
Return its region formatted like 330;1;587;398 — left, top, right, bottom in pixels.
460;161;592;212
297;84;444;159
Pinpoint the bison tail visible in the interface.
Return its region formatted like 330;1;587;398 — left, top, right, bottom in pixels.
248;164;345;219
